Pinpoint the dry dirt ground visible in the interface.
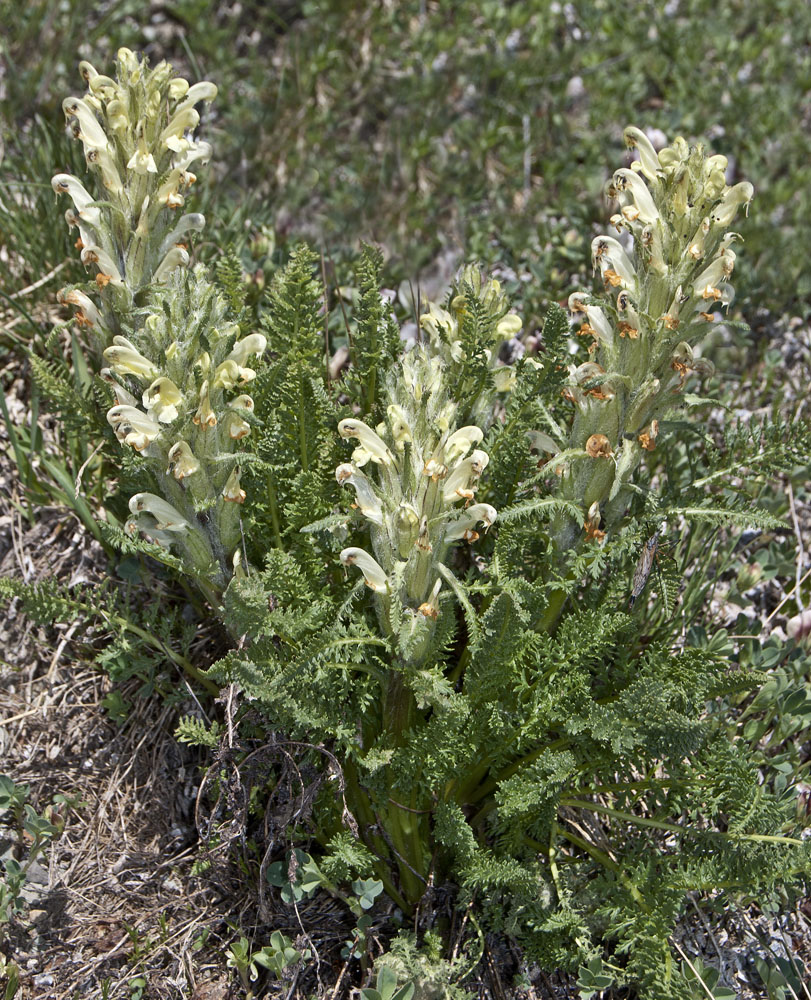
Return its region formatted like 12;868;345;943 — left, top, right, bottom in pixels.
0;318;810;998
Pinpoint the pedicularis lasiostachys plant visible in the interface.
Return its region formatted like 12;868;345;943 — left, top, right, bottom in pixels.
48;51;264;595
38;54;811;999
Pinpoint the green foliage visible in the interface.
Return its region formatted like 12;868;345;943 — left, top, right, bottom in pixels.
346;243;402;417
0;776;59;938
372;932;472;1000
175;715;223;748
360;966;415;1000
226;930;311;995
266;849;325;904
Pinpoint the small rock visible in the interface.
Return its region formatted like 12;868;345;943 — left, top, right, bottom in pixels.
787;610;811;640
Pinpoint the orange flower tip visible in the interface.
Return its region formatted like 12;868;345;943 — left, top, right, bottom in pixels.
417;602;439;619
663;314;679;330
699;311;715;321
74;310;94;328
95;272;113;289
602;268;623;287
585;434;613;459
577;322;595;337
74;237;84;250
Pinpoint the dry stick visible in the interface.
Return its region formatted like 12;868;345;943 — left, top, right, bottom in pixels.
779;925;811;1000
9;261;67;299
687;893;726;981
290;890;323;995
73;440;105;497
182;677;211;723
0;705;47;726
738;908;804;1000
328;955;351;1000
46;620;79;680
670;939;719;1000
765;564;811;625
786;480;806;611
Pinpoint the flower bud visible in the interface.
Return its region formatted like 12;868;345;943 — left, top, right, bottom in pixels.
585;434;613;459
336;463;384;525
445;503;498;542
711;182;754;227
142;377;182;423
386;405;412;448
222;467;246;503
193;380;217;428
443;449;489;502
103;337;159;379
623;126;660;181
129;493;189;531
340;547;389;592
338;418;394;466
612;169;660;225
166;441;200;480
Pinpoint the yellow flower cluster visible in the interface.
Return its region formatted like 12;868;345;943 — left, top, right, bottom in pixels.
52;50;216;349
548;126;753;549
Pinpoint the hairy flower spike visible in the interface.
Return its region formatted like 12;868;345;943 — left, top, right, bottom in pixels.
550;126;752;549
52;52;217;351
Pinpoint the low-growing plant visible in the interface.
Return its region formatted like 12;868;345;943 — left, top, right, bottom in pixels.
227;930;311;996
0;776;59;938
5;50;811;998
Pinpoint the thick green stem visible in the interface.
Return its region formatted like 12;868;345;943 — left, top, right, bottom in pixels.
381;671;429;904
